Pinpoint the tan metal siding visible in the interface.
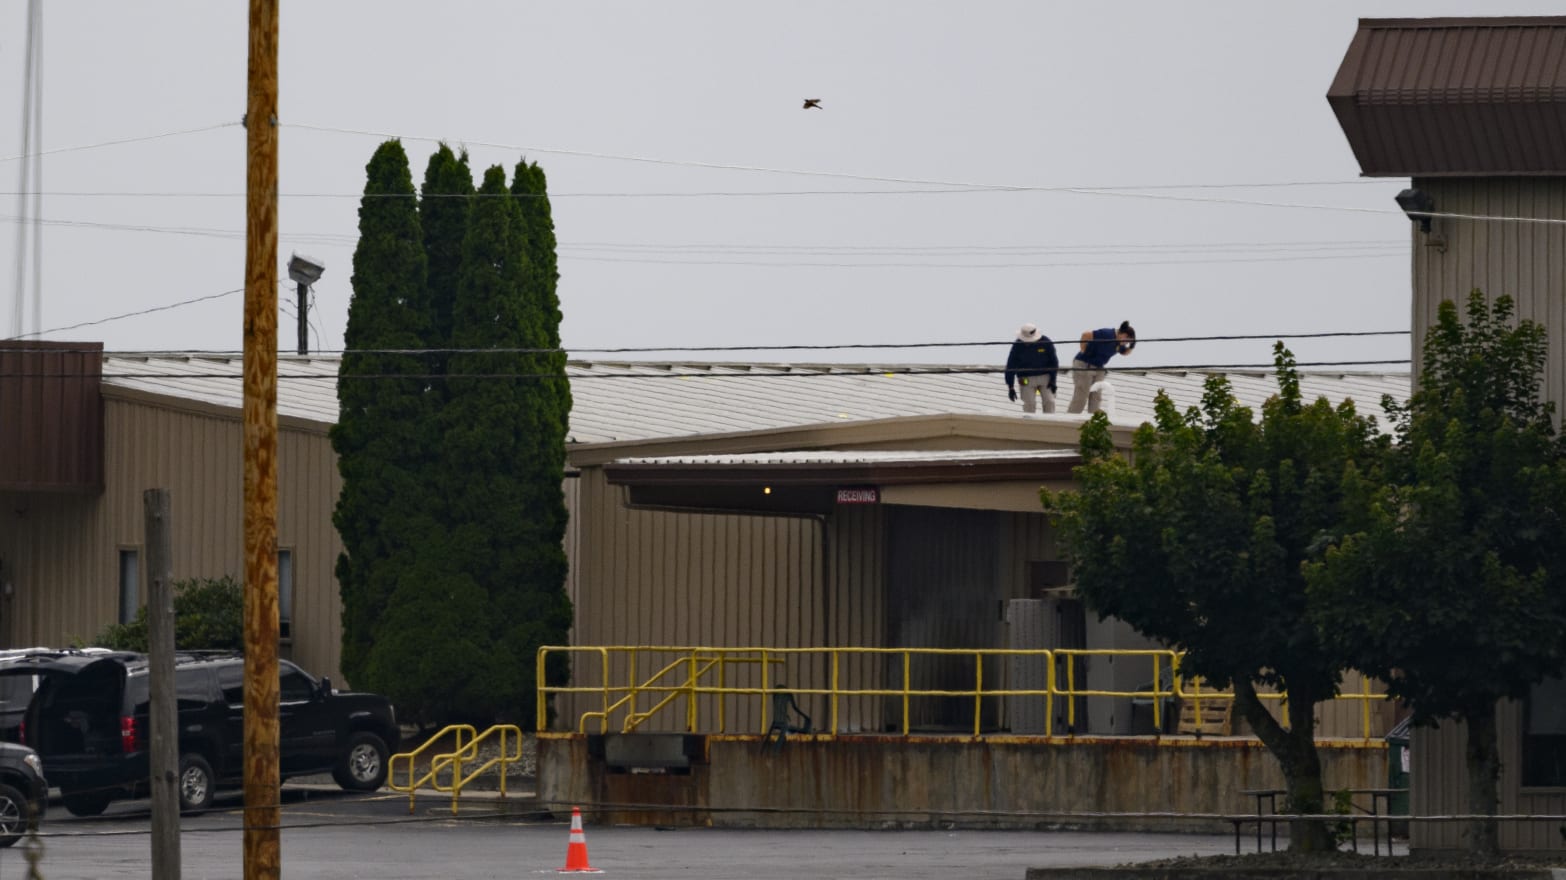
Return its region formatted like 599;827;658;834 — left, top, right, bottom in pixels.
827;505;885;732
1410;177;1566;853
1412;178;1566;406
0;395;346;682
1408;704;1563;852
561;470;902;735
277;422;345;681
1411;720;1465;850
1495;699;1566;852
564;467;828;733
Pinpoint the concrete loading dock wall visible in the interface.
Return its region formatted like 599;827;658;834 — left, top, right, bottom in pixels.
538;733;1386;832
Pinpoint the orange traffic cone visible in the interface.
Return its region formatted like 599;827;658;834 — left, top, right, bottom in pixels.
558;806;601;873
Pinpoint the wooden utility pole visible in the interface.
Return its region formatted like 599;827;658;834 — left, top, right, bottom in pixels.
243;0;281;877
143;488;180;879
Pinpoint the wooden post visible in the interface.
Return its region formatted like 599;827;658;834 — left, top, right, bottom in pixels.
143;488;180;879
243;0;281;877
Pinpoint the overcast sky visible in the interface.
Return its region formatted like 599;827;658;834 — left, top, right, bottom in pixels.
2;1;1560;370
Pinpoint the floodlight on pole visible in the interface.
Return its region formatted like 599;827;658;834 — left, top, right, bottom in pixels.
286;253;324;355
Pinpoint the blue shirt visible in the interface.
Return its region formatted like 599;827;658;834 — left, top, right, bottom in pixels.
1076;327;1120;368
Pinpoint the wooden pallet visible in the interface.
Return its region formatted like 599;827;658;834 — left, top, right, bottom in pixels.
1178;681;1234;735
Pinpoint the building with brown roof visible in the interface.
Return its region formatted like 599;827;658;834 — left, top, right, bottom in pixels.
1;346;1408;736
1330;15;1566;854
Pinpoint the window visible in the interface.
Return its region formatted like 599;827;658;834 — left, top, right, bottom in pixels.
277;549;293;642
279;666;315;703
218;665;244;707
118;549;139;624
1522;677;1566;787
219;662;319;706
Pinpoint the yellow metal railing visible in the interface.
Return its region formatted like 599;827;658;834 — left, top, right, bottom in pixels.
537;646;1394;742
387;723;526;814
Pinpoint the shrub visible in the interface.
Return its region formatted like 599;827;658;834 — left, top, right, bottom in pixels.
93;576;244;652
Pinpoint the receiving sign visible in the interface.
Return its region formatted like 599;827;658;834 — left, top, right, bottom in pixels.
836;487;879;505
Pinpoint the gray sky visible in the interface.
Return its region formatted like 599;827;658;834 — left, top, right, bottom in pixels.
2;1;1559;369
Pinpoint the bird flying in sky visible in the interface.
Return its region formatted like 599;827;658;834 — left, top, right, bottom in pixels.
802;98;822;109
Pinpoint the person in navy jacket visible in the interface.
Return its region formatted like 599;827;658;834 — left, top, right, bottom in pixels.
1067;321;1135;414
1004;323;1059;414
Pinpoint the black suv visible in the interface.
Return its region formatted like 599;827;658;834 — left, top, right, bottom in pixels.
0;741;47;846
0;650;398;816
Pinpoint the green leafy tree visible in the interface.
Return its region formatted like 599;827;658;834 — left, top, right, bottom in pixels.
1306;291;1566;855
94;576;244;652
331;140;431;688
1045;346;1385;851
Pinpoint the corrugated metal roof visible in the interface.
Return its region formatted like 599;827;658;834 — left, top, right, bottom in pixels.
99;354;1411;446
1328;17;1566;176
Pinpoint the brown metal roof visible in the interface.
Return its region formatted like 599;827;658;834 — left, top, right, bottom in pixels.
605;449;1081;487
0;341;104;493
1327;17;1566;176
604;450;1082;516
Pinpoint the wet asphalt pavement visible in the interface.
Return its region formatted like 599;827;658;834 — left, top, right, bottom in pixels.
3;786;1236;880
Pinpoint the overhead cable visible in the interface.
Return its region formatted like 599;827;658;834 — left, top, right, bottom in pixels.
279;122;1566;226
284;121;1388;195
0;122;239;164
4;330;1412;357
4;360;1414;381
4;288;246;340
0;215;1406;258
563;252;1402;269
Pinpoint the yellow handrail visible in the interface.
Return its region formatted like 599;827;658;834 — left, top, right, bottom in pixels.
535;645;1398;744
428;724;525;815
387;724;477;813
387;723;526;814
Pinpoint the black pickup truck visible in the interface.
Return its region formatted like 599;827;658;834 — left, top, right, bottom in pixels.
0;650;398;816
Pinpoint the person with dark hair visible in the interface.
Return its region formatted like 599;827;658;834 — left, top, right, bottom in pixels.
1067;321;1135;414
1004;323;1059;414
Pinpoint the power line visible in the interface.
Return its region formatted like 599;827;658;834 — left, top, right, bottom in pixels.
0;215;1409;267
0;122;238;164
562;240;1407;254
288;121;1392;195
0;123;1545;228
563;252;1403;269
280;123;1566;226
0;215;1410;255
5;361;1414;381
2;331;1413;358
4;288;245;340
0;184;1379;199
1074;187;1566;226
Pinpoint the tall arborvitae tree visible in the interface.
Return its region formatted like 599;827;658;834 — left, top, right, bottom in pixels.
331;140;431;688
419;144;474;374
361;164;555;722
511;158;574;716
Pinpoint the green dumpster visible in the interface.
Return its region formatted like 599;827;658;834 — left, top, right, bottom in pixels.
1386;716;1411;816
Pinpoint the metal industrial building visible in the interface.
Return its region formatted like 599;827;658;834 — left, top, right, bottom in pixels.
3;343;1407;723
1329;15;1566;853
